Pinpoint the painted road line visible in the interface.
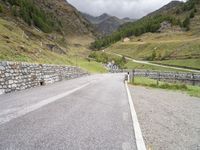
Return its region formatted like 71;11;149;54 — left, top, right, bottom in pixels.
125;81;147;150
0;82;91;125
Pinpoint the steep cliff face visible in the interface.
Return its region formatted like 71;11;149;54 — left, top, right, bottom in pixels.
33;0;94;35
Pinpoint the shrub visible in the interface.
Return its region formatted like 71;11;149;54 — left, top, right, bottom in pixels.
11;6;18;16
182;17;190;31
190;11;195;18
0;4;3;13
194;8;197;13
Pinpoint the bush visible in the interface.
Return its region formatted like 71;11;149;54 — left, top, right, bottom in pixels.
11;6;18;16
190;11;195;18
182;17;190;31
0;4;3;13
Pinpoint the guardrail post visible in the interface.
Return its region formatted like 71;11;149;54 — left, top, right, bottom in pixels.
132;70;135;83
157;72;160;86
192;73;195;86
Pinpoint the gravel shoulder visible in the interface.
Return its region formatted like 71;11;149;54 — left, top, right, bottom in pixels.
129;85;200;150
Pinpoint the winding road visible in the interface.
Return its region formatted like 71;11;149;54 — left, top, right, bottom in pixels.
106;52;200;73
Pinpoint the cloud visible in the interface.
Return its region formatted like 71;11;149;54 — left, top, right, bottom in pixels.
67;0;185;19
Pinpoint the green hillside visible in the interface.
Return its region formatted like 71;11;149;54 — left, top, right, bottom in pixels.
99;0;200;70
91;0;199;50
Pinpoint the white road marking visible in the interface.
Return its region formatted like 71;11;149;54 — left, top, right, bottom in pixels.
125;81;147;150
0;82;91;125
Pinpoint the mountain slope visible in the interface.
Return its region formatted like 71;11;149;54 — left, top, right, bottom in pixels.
82;13;111;24
0;0;107;73
147;1;183;16
96;16;125;35
33;0;94;35
82;13;136;35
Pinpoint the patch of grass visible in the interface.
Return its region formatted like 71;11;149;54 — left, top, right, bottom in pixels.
125;61;185;72
154;59;200;70
106;31;200;60
77;59;107;74
131;77;200;98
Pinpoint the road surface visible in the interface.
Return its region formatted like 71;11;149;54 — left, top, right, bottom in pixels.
0;74;137;150
129;86;200;150
106;52;200;73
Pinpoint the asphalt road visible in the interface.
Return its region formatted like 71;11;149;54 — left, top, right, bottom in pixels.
0;74;137;150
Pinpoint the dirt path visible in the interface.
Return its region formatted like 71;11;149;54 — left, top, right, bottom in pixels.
129;86;200;150
107;52;200;73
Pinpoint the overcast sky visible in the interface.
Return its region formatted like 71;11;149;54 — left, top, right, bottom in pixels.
67;0;185;19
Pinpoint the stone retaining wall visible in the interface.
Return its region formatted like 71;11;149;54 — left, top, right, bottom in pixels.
0;61;88;94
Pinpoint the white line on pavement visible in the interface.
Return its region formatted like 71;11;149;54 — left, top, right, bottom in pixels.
0;82;91;125
125;81;147;150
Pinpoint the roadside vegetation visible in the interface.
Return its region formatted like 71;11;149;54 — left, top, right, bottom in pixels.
88;52;127;69
154;59;200;70
131;77;200;98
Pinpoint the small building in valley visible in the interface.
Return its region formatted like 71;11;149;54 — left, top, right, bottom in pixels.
123;37;130;42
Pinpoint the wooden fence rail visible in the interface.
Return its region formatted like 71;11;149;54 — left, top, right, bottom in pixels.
127;69;200;86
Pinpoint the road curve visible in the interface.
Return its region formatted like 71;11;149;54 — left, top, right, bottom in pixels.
107;52;200;73
0;74;137;150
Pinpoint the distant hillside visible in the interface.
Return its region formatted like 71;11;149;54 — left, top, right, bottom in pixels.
82;13;136;35
82;13;110;24
91;0;200;50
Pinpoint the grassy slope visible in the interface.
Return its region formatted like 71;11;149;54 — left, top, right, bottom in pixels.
131;77;200;98
125;60;188;72
154;59;200;70
0;18;107;73
105;2;200;70
106;31;200;70
104;51;188;72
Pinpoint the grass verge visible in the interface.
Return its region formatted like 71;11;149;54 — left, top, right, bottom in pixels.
131;77;200;98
